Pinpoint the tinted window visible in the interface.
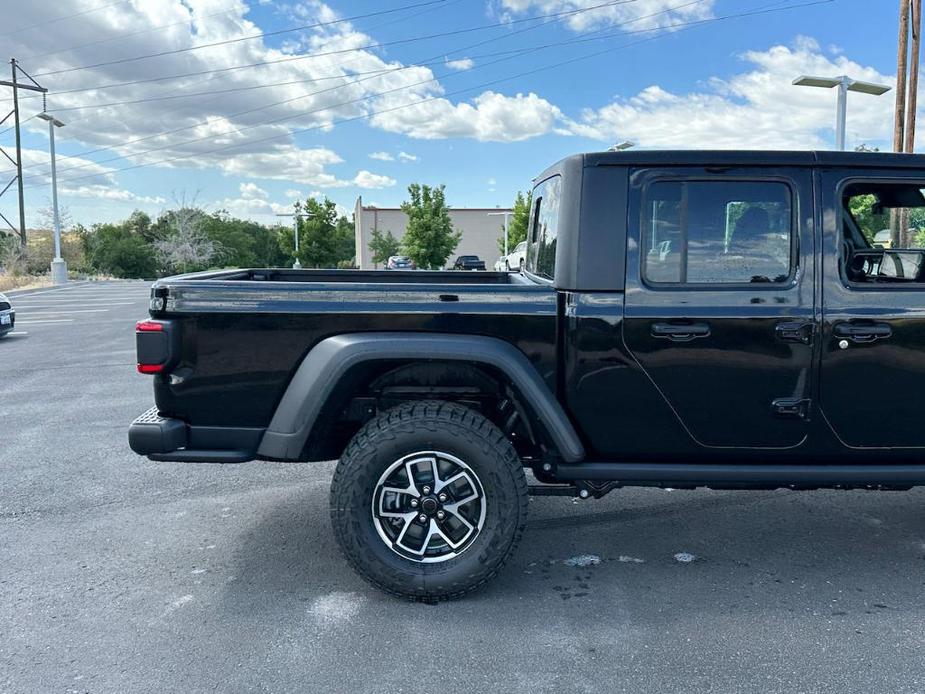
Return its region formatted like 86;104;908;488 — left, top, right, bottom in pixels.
841;181;925;285
527;176;561;280
643;180;793;285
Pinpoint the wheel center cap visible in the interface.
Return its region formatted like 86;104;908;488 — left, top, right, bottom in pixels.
421;497;439;515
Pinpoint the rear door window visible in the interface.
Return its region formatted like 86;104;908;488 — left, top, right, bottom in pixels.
642;180;793;285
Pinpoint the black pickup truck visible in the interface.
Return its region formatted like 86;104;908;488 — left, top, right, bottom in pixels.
130;150;925;600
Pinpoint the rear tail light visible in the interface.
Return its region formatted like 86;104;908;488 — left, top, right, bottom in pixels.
136;320;176;375
136;320;163;333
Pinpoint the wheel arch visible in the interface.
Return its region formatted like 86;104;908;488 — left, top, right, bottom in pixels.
256;332;586;463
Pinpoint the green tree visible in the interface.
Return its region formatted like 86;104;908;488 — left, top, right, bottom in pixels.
84;222;158;278
369;228;401;267
278;198;344;268
498;190;532;254
848;193;879;243
203;211;285;268
400;183;460;269
332;214;356;268
125;210;162;243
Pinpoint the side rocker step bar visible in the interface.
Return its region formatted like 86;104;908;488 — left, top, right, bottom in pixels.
554;462;925;488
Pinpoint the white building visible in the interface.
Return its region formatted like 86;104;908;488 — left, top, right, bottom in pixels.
353;196;512;269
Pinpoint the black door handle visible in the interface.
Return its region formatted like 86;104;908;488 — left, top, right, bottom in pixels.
651;322;711;341
833;322;893;343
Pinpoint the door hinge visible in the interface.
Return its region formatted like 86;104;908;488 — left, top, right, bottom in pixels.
771;397;812;421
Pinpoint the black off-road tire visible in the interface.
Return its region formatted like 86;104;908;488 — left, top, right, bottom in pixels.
329;400;528;601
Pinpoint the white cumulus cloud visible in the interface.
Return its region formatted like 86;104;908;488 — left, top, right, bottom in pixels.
371;91;562;142
239;182;268;200
352;170;396;189
569;37;896;150
445;57;474;71
497;0;716;32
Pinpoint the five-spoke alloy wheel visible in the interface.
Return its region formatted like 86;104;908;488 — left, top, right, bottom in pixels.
330;400;528;601
372;451;486;563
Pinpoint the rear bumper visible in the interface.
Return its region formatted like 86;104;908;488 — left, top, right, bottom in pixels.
128;407;262;463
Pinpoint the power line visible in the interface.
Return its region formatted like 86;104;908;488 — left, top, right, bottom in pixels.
0;113;37;138
15;0;653;179
23;0;469;69
31;0;453;78
7;0;826;184
19;0;641;101
45;0;699;115
45;1;645;114
25;0;834;192
22;3;256;62
0;0;133;38
15;0;819;182
19;0;678;179
31;0;639;79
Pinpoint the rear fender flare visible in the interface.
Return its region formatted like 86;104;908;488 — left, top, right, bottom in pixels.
256;332;586;462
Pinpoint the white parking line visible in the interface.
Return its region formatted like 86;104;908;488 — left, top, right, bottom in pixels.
10;286;146;298
6;283;91;295
7;331;27;335
11;302;137;309
10;292;149;302
16;319;74;324
20;308;113;316
12;293;147;299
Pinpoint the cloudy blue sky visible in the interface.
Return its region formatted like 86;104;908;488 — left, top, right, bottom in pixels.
0;0;905;227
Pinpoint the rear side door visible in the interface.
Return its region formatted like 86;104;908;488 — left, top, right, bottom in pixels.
819;169;925;449
622;166;816;449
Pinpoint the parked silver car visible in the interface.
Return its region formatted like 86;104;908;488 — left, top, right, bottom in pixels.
386;255;416;270
0;292;15;338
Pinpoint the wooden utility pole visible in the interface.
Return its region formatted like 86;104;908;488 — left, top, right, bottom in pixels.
893;0;913;247
905;0;922;153
895;0;911;153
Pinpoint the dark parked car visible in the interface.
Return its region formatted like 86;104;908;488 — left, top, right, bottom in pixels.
130;150;925;600
452;255;486;270
386;255;415;270
0;292;14;338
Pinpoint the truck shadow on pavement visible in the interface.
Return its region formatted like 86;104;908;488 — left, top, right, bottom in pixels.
221;484;925;620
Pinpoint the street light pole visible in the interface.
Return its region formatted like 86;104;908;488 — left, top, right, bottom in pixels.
37;112;67;284
488;210;513;257
793;75;891;150
276;211;313;268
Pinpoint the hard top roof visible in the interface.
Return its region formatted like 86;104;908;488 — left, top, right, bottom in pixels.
536;150;925;182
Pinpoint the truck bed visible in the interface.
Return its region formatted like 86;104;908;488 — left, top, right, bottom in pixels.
147;267;558;434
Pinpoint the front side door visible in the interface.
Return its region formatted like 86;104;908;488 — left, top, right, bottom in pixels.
820;169;925;449
622;167;816;449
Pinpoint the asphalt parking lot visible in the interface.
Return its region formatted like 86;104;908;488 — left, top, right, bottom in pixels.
2;280;925;693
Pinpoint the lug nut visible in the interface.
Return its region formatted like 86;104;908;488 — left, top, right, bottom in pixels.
542;463;552;472
418;513;427;523
410;498;419;508
422;486;431;495
438;493;448;503
436;510;446;520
